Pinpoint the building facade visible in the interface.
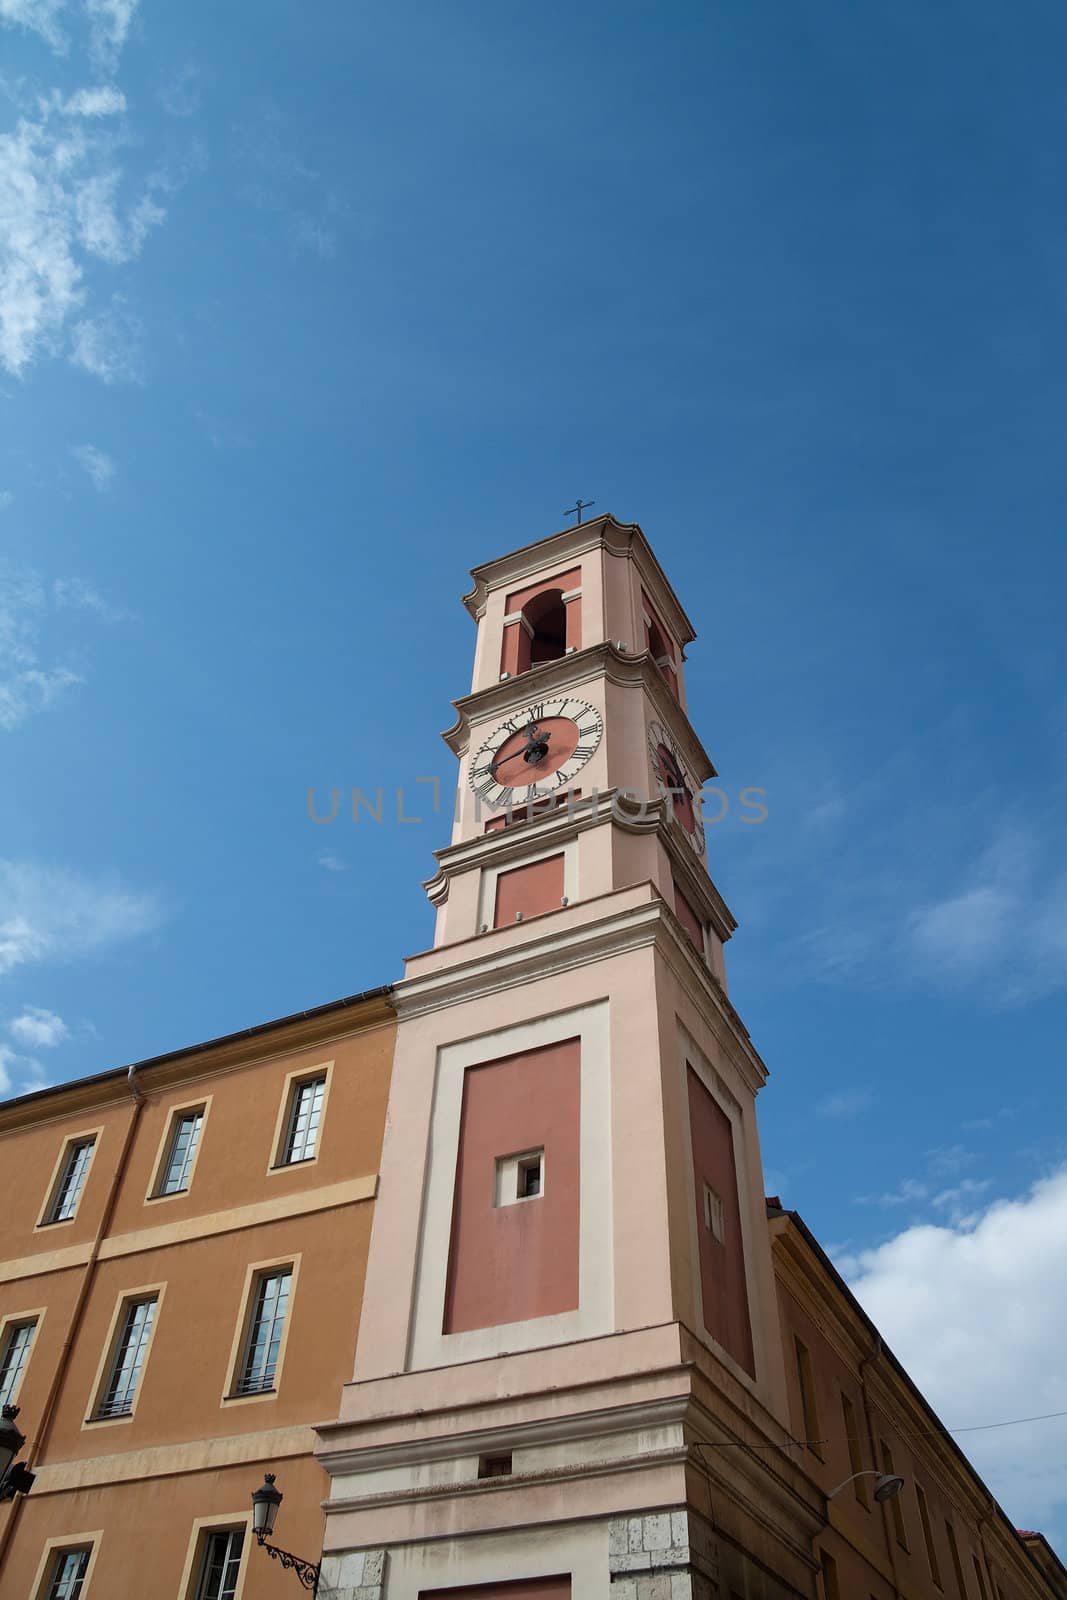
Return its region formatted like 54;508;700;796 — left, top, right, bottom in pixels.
0;987;394;1598
0;516;1060;1600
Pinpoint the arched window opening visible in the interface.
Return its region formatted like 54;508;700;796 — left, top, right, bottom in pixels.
524;589;567;665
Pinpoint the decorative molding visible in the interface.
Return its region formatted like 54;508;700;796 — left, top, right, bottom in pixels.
394;898;663;1019
30;1422;316;1494
461;514;696;644
440;642;716;783
0;996;394;1135
502;611;535;637
0;1175;377;1285
320;1394;692;1479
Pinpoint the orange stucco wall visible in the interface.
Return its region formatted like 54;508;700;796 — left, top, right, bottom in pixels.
443;1040;580;1335
686;1065;755;1378
0;998;395;1600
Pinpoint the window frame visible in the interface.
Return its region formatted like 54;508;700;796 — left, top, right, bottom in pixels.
37;1131;100;1229
880;1440;909;1550
840;1390;870;1509
0;1309;43;1409
223;1254;300;1406
178;1516;252;1600
268;1063;333;1175
85;1284;165;1429
794;1335;823;1459
147;1097;210;1202
30;1533;102;1600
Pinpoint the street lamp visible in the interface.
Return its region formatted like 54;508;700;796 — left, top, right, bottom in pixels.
828;1470;905;1503
250;1474;321;1594
0;1406;35;1502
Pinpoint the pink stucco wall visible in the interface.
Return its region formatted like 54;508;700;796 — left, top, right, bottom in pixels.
443;1039;581;1334
687;1064;755;1377
493;854;565;927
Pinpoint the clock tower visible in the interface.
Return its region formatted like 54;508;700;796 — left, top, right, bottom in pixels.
315;516;824;1599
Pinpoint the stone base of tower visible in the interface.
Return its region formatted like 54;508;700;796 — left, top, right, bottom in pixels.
315;1323;823;1600
316;1505;797;1600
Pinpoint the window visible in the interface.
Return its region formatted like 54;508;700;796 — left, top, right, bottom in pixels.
279;1076;325;1165
156;1109;204;1196
95;1297;157;1419
945;1520;967;1596
494;1148;546;1207
881;1442;908;1548
916;1482;942;1587
819;1549;841;1600
973;1554;990;1600
44;1138;95;1224
0;1318;36;1406
44;1549;90;1600
477;1452;512;1479
525;589;567;664
194;1529;244;1600
234;1269;291;1395
840;1392;869;1507
794;1337;823;1458
702;1182;724;1242
518;1153;542;1198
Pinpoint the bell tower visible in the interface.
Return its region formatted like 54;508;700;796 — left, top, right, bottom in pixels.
315;517;823;1600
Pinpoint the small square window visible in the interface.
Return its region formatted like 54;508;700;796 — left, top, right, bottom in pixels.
478;1452;513;1479
702;1183;724;1242
494;1148;545;1207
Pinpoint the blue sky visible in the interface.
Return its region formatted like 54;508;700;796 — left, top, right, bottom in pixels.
3;0;1066;1545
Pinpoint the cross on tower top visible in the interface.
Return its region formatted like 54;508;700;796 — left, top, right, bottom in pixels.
563;498;595;525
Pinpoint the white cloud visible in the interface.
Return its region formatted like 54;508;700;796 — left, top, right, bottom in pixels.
0;0;67;53
8;1004;68;1046
53;575;126;621
158;64;200;119
857;1175;930;1209
816;1085;874;1120
0;2;183;381
85;0;139;74
847;1169;1067;1551
71;442;114;489
0;563;83;730
0;490;12;509
317;853;347;873
70;294;143;383
0;559;126;730
0;857;165;977
60;85;126;117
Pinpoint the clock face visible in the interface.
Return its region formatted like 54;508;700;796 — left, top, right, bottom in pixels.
647;718;705;855
469;696;604;808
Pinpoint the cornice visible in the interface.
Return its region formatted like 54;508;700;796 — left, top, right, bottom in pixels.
441;641;717;784
318;1392;691;1478
652;901;768;1095
394;896;665;1019
769;1212;1056;1576
0;992;395;1135
461;513;697;648
397;887;767;1092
